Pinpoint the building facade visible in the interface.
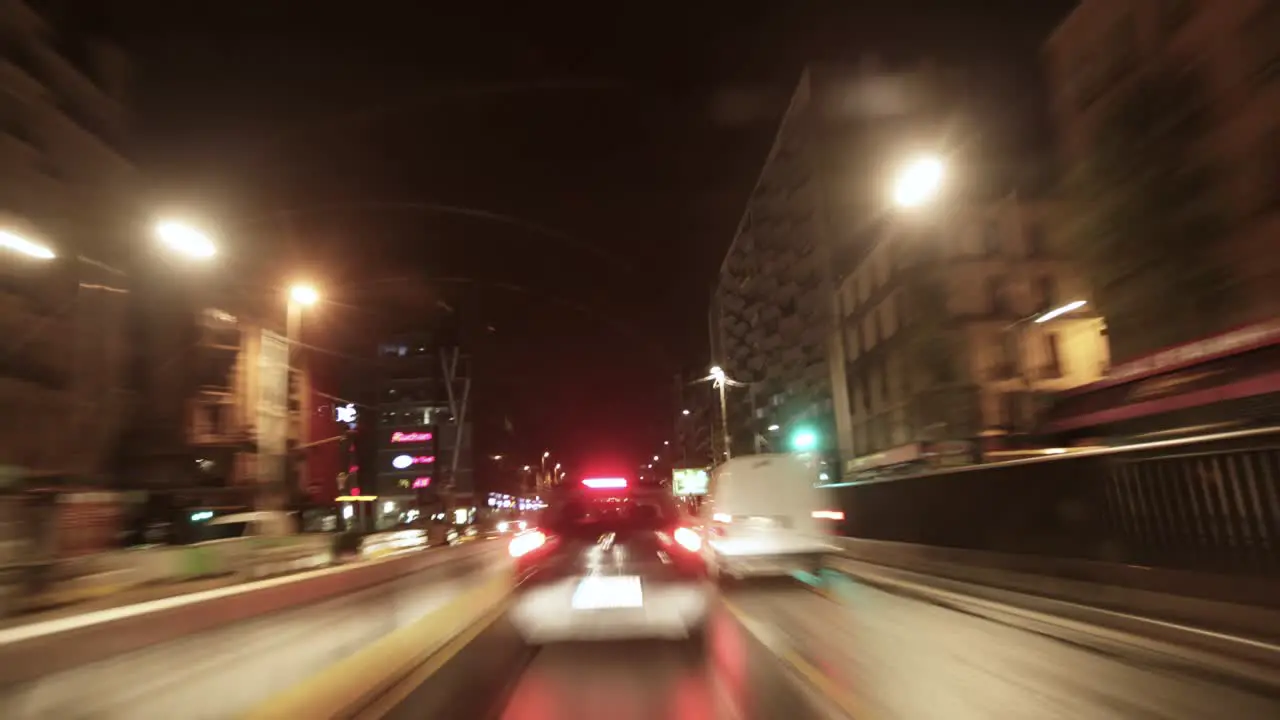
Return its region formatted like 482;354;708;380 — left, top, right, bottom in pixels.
0;0;133;483
184;306;315;516
832;196;1110;477
1044;0;1280;362
710;62;968;468
372;333;474;526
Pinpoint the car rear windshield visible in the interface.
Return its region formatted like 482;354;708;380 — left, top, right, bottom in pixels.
541;492;681;536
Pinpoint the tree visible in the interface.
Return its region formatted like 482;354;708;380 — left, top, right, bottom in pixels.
1060;64;1235;363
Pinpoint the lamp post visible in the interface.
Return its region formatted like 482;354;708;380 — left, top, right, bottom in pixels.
703;365;744;462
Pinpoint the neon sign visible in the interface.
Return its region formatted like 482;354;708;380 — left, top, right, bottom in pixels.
390;431;433;443
412;477;431;488
392;454;435;469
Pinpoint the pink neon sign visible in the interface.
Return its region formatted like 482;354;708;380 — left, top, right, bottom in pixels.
411;477;431;489
391;431;433;443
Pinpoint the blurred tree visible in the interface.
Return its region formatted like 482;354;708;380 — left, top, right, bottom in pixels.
1060;64;1234;364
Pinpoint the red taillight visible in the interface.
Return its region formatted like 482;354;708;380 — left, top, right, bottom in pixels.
508;529;547;558
582;477;627;489
812;510;845;521
672;526;702;553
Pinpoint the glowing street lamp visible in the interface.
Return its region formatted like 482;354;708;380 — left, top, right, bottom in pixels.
0;230;55;260
892;155;945;209
154;220;217;259
1034;300;1086;324
289;283;320;307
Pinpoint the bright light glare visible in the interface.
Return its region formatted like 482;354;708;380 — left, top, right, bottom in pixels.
155;221;216;259
712;512;732;524
892;156;945;208
508;530;547;558
682;409;691;416
767;424;780;432
792;429;818;452
289;284;319;306
1035;300;1086;324
812;510;845;521
582;477;627;489
709;365;725;380
673;527;702;552
0;230;55;260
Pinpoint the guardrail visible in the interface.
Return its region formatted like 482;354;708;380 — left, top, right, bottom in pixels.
832;427;1280;578
0;541;501;712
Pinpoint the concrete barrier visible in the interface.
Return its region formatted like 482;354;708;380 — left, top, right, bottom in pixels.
832;536;1280;642
243;571;513;720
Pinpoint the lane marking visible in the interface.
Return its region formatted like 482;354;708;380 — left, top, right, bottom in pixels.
721;596;866;719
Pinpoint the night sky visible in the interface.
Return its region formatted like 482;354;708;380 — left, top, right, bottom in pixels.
113;1;1076;475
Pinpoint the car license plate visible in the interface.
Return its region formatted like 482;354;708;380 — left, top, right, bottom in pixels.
571;576;643;610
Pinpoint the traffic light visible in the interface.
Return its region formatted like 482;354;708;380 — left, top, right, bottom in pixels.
790;427;818;453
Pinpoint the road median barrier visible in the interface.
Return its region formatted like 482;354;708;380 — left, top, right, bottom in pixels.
242;571;513;720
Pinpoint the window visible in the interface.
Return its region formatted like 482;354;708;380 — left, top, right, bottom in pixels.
982;221;1001;255
1044;333;1062;377
1024;222;1047;257
542;491;681;538
987;276;1008;314
1000;393;1020;428
1036;275;1058;309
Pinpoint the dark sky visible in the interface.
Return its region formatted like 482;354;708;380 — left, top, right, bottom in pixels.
113;1;1075;474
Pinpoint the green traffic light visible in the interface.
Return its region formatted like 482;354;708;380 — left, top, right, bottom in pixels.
790;428;818;452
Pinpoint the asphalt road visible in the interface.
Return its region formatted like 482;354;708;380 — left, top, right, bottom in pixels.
727;576;1280;719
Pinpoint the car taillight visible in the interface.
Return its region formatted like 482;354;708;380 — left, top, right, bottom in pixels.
712;512;732;524
812;510;845;521
508;529;547;558
672;526;702;553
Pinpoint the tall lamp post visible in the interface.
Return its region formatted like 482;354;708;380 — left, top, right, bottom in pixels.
701;365;744;462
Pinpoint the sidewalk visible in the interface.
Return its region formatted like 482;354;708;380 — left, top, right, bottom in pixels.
0;574;245;633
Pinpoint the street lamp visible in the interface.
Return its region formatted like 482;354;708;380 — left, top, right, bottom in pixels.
154;220;217;259
289;283;319;307
701;365;744;462
892;155;945;209
0;230;55;260
1034;300;1086;324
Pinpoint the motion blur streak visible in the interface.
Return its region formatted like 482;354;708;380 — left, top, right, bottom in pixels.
728;577;1280;719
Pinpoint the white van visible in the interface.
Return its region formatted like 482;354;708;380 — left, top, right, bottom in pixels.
702;454;842;581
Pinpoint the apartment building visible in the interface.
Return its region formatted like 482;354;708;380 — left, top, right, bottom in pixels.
184;306;315;516
0;0;133;482
711;62;965;467
834;196;1110;477
1044;0;1280;361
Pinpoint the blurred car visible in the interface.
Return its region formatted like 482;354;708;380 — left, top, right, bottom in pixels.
506;476;710;648
495;518;528;535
